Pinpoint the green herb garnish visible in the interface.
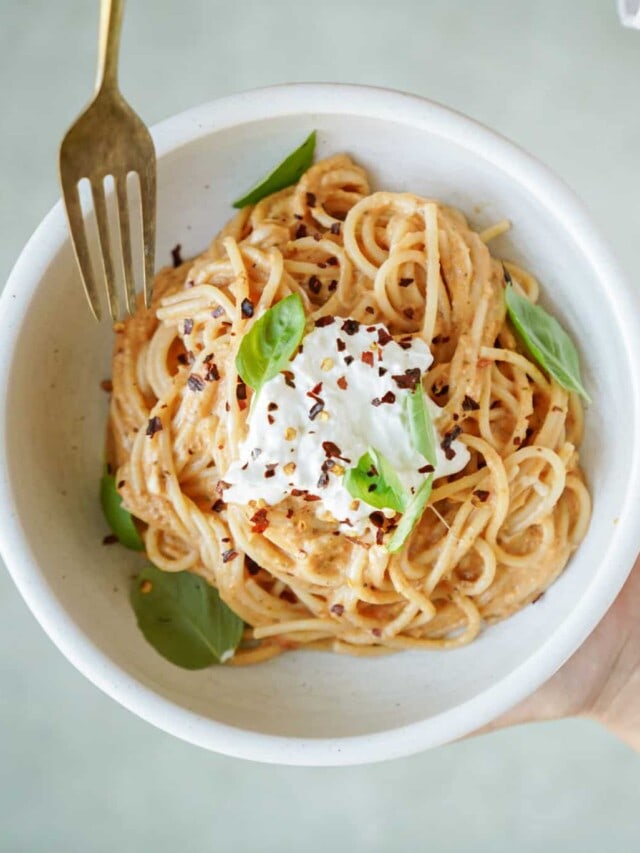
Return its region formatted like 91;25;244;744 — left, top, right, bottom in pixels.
505;283;590;402
100;471;144;550
387;475;434;554
405;385;437;466
344;448;408;513
235;292;306;396
131;564;244;669
232;131;317;208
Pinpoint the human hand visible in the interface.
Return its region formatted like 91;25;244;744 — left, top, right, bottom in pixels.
482;554;640;750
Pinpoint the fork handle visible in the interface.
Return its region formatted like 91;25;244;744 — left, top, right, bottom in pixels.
96;0;124;93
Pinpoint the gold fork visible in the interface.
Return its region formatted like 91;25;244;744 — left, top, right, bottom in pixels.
59;0;156;321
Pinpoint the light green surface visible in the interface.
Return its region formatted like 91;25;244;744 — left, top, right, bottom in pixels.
1;1;639;850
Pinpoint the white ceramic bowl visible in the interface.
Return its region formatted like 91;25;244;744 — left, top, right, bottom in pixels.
2;84;640;766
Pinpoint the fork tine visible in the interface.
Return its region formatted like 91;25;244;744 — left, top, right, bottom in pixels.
115;176;136;315
60;180;102;322
90;178;120;321
138;162;156;309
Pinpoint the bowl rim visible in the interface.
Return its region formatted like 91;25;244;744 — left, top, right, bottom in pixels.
2;82;640;766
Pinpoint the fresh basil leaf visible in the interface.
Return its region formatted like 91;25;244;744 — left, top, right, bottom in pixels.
232;131;317;208
235;292;306;395
387;475;433;554
405;385;437;466
344;448;408;513
100;471;144;551
131;564;244;669
505;284;590;402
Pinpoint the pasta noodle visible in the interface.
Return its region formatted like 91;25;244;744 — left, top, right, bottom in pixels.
108;154;590;663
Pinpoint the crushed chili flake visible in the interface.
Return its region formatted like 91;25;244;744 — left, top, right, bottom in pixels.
330;603;344;616
236;380;247;401
267;414;275;425
294;223;307;239
291;488;306;497
344;355;354;366
102;534;118;546
378;367;388;377
377;328;392;346
372;391;396;407
392;368;421;390
330;222;341;235
306;191;316;207
441;425;462;460
308;382;323;397
171;244;183;267
308;275;322;295
250;507;270;533
322;440;349;461
372;628;382;638
513;436;522;446
309;400;324;420
205;362;220;381
280;589;298;604
282;370;296;388
336;338;346;352
187;374;206;392
212;306;224;319
462;395;480;411
303;494;321;502
286;508;294;519
215;480;231;495
375;528;385;546
365;306;375;314
315;315;335;328
317;468;330;489
399;277;414;288
369;511;385;528
222;549;238;563
418;464;435;474
183;318;194;335
327;279;338;292
361;351;374;367
100;379;113;393
146;416;162;437
117;480;125;489
211;499;226;512
312;232;321;241
267;402;278;412
341;318;360;335
264;464;278;479
241;298;254;318
473;490;490;502
326;256;339;267
403;307;415;320
337;376;348;390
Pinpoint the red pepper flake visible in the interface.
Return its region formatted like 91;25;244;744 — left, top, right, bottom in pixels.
236;380;247;401
211;499;226;512
330;222;341;235
246;556;262;575
222;549;238;563
306;192;316;207
171;244;183;267
102;534;118;545
361;351;374;367
344;355;354;366
280;589;298;604
326;256;339;267
183;318;194;335
441;425;462;460
317;467;330;489
403;307;415;320
294;223;307;239
337;376;348;390
308;382;323;398
205;362;220;381
250;507;270;533
473;490;490;502
291;488;306;497
341;319;360;335
372;628;382;638
282;370;296;388
315;315;335;328
392;368;421;390
308;275;322;295
309;400;324;420
303;494;321;502
369;511;385;528
330;603;344;616
365;306;375;314
212;306;224;319
117;480;125;488
372;391;396;407
215;480;231;495
264;464;278;479
378;367;388;377
187;374;206;392
336;338;346;352
286;508;294;519
146;416;162;437
267;414;275;425
377;328;392;346
313;233;321;242
375;528;384;546
241;298;254;318
398;335;413;350
399;277;414;288
462;395;480;411
268;402;278;412
513;436;522;446
418;464;435;474
100;379;113;393
326;279;337;293
433;383;449;397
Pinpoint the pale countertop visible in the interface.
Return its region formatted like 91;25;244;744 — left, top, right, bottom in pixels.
1;1;639;851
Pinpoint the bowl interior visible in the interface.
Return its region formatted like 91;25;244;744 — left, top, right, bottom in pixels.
2;90;637;761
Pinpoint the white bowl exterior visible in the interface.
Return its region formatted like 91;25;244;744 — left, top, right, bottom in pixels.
2;84;640;766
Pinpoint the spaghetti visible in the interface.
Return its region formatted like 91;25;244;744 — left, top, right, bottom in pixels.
108;154;590;664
